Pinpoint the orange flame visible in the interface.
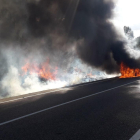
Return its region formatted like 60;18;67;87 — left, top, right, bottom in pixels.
87;73;95;78
21;59;58;80
120;62;140;78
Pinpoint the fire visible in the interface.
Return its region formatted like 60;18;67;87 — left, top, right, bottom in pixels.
21;59;58;80
120;62;140;78
87;73;95;78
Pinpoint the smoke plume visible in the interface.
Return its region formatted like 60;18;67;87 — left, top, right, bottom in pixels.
0;0;139;98
70;0;140;73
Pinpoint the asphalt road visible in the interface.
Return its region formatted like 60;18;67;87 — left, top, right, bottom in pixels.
1;77;140;140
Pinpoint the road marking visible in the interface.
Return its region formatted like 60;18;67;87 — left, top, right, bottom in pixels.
0;78;116;104
0;80;137;126
130;129;140;140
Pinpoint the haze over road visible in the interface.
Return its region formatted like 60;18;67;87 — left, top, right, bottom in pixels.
1;77;140;140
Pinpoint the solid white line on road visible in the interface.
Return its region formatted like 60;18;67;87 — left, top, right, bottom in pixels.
130;129;140;140
0;80;137;126
0;78;116;104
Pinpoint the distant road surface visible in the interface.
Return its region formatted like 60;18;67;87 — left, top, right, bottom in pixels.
1;77;140;140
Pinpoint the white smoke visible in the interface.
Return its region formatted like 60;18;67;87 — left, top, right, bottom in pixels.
1;65;67;98
0;47;118;99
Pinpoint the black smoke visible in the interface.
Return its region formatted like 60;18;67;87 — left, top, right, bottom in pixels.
0;0;73;80
70;0;140;73
0;0;140;78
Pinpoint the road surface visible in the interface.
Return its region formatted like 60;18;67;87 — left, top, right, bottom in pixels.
1;77;140;140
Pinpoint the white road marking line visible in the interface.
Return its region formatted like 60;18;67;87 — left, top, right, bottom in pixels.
0;78;115;104
0;80;137;126
130;129;140;140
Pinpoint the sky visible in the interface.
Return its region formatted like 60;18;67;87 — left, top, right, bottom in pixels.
113;0;140;38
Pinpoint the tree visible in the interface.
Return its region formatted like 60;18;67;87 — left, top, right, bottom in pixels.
124;26;134;40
